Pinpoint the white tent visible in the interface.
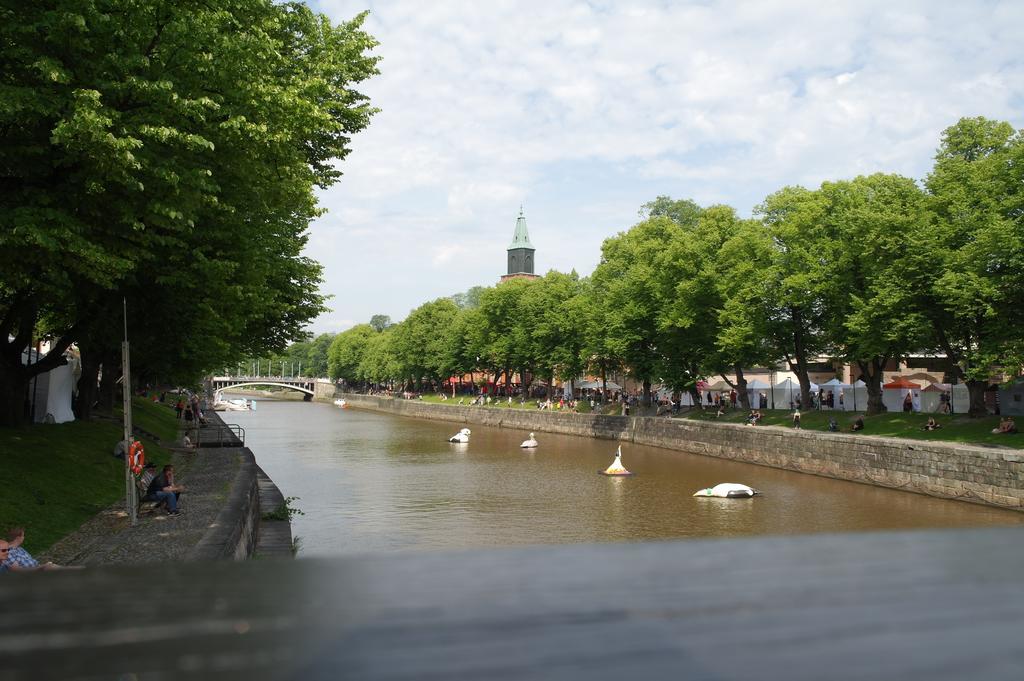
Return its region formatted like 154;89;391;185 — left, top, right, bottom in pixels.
998;379;1024;416
769;378;818;409
882;379;921;413
951;383;970;414
745;379;772;409
818;378;849;410
842;380;868;412
920;383;950;413
45;363;76;423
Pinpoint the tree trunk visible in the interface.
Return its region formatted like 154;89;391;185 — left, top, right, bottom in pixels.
789;307;813;408
642;378;652;407
98;347;120;414
0;360;29;426
75;346;102;420
688;387;701;410
857;357;886;415
724;364;750;410
966;379;989;417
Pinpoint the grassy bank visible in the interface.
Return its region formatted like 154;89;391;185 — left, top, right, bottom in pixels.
0;398;179;552
680;408;1020;448
405;393;1021;449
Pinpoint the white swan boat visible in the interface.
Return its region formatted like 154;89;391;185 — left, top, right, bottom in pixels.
449;428;471;443
599;446;633;476
520;432;538;448
693;483;758;498
214;398;252;412
333;399;348;408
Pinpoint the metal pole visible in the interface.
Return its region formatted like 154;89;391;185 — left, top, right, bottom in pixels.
122;298;137;526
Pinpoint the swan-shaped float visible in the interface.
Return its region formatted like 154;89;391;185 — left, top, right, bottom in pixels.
599;445;633;476
448;427;471;443
333;398;348;408
693;483;758;498
520;432;538;448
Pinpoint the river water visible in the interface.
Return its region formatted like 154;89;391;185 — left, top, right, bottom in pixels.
224;398;1024;557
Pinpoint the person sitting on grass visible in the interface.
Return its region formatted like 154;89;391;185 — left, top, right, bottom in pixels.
792;409;801;429
827;418;839;432
993;417;1018;434
924;417;941;431
1;528;81;571
851;416;864;432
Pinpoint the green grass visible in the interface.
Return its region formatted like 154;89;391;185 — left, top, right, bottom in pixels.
0;397;177;552
679;408;1022;448
417;393;608;413
414;393;1020;448
122;396;181;442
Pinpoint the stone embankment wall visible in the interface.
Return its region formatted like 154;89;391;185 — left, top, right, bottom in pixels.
334;393;1024;511
192;411;292;560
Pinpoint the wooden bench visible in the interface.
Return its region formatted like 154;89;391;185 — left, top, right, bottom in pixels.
134;468;162;514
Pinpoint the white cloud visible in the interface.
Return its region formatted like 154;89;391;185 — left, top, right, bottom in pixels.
303;0;1024;333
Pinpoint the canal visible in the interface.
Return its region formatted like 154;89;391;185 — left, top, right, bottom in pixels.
225;398;1024;556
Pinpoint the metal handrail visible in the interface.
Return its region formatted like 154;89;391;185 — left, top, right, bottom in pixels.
196;423;245;447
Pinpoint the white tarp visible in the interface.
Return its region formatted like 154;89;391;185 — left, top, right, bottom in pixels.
951;383;969;414
44;363;76;423
769;378;818;409
920;384;950;413
998;380;1024;416
841;380;868;412
745;379;772;409
818;378;849;410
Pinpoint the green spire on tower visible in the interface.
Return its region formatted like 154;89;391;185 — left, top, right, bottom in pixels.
508;206;534;250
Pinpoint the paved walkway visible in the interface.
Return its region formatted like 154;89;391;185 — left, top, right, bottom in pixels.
41;435;244;567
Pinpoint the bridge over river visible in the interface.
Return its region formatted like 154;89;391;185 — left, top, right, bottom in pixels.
208;375;336;401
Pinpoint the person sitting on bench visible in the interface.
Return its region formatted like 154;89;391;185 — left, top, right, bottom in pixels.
147;464;186;516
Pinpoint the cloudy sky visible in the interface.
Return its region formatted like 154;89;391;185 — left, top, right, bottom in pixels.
304;0;1024;334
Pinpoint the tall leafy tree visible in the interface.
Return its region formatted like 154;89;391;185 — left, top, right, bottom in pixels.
328;324;377;383
922;117;1024;415
0;0;378;424
753;186;830;408
591;216;688;405
815;174;931;413
475;279;535;391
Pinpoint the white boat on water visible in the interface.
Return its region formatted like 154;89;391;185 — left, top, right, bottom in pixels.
599;446;633;476
449;428;471;443
693;483;758;498
214;398;253;412
334;399;348;408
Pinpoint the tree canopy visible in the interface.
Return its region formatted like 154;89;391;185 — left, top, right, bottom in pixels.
322;117;1023;417
0;0;378;424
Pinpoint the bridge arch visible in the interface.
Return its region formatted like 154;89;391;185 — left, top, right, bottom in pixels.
214;382;314;400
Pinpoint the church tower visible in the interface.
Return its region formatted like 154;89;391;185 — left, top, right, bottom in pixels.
500;208;539;282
